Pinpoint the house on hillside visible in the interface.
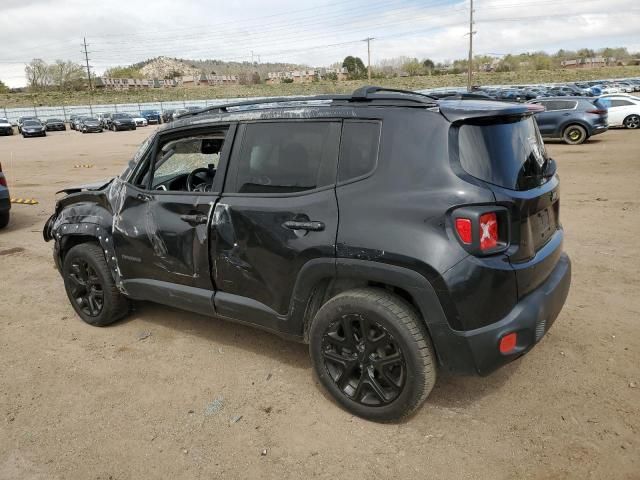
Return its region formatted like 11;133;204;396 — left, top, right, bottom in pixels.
561;57;616;69
265;67;347;84
94;77;153;89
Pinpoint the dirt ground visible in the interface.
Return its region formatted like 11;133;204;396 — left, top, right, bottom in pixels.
0;126;638;480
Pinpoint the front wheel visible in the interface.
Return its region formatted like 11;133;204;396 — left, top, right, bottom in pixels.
0;211;9;229
623;114;640;129
62;243;130;326
562;124;587;145
309;288;436;422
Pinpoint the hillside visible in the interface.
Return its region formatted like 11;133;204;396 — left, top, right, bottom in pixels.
130;56;309;79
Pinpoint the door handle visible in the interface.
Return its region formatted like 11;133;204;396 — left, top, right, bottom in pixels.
137;193;153;201
283;220;325;232
180;213;209;226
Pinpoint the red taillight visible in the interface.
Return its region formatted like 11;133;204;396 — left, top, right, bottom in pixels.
0;177;6;187
586;109;607;115
479;212;498;251
499;332;518;354
455;218;472;244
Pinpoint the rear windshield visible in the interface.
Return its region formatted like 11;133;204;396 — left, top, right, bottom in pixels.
458;115;549;190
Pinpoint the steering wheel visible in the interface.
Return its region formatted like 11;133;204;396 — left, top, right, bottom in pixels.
186;167;215;192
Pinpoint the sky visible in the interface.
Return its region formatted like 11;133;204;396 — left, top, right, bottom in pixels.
1;0;639;87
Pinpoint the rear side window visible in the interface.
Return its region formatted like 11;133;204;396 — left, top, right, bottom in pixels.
543;100;576;111
458;116;549;191
338;121;381;182
610;99;634;107
232;122;340;194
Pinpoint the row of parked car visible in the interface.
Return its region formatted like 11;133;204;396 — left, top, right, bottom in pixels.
0;106;206;138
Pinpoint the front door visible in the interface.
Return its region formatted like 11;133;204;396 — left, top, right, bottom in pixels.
113;124;235;292
212;121;341;330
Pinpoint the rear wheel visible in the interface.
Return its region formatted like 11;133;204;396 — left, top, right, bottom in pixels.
62;243;129;326
623;114;640;129
562;124;587;145
309;288;436;422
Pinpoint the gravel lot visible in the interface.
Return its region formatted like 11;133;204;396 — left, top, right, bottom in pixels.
0;126;638;479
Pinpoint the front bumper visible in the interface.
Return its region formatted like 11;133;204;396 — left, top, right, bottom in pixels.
431;253;571;375
83;126;102;132
0;126;13;135
23;130;45;136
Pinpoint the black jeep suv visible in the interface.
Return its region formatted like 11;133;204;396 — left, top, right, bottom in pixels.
43;87;571;421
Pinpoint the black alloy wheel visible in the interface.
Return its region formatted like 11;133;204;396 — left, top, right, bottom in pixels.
67;258;104;317
321;313;406;406
623;114;640;129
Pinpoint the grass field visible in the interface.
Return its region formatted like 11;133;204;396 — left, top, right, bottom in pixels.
3;65;640;108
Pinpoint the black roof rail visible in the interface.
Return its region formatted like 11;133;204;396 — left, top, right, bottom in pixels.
351;85;437;101
177;85;438;119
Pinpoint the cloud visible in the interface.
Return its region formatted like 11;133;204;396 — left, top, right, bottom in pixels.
1;0;638;87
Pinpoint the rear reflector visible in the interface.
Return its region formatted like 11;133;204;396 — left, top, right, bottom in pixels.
455;218;473;244
499;332;517;354
479;212;498;251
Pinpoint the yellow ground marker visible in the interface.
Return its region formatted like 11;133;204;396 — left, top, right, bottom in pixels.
73;164;94;168
10;198;39;205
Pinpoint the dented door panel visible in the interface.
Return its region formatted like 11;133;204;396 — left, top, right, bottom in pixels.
112;182;216;290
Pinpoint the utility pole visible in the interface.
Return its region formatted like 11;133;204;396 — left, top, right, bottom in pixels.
363;37;374;81
82;37;93;91
467;0;476;92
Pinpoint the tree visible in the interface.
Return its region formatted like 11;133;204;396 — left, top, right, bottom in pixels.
25;59;51;91
342;56;367;79
48;60;85;90
402;58;424;76
0;79;8;94
104;66;144;79
423;58;435;75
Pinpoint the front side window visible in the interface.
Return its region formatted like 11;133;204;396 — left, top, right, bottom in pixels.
231;122;340;194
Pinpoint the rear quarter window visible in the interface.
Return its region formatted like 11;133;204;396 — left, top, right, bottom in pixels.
338;121;381;182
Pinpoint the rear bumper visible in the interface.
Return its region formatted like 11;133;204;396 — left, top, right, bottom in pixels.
431;252;571;375
591;125;608;136
0;194;10;213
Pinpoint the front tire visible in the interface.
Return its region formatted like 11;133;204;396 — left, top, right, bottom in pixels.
62;243;129;326
623;114;640;129
0;211;9;229
309;288;436;422
562;124;587;145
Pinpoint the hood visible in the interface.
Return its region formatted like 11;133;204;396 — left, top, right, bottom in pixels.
84;120;100;125
24;125;43;129
0;121;11;127
437;99;544;123
56;177;114;195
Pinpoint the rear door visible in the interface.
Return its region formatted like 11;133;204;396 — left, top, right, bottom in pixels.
212;120;341;330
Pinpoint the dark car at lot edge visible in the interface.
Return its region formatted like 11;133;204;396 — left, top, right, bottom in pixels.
141;110;162;124
109;113;136;131
0;117;13;135
78;117;103;133
527;97;608;144
0;161;10;228
17;116;39;133
43;86;571;421
45;118;67;131
21;119;46;137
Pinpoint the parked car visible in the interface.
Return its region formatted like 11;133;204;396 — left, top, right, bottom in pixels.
21;119;46;138
17;116;39;133
78;117;103;133
0;161;10;228
161;109;176;123
70;116;86;131
109;113;136;131
45;118;66;131
43;86;571;421
527;97;608;144
141;110;162;124
0;117;14;135
96;113;112;129
598;96;640;129
132;115;148;127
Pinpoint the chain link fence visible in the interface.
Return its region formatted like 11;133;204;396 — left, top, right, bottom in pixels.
1;97;269;124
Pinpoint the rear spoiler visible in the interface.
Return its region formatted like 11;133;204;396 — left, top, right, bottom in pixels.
437;99;544;123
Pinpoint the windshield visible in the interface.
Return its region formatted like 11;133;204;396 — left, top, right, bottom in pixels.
24;120;41;126
458;115;549;191
0;118;8;123
114;113;131;119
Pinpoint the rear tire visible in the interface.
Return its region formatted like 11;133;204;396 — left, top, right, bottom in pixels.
62;243;129;327
0;211;9;229
623;114;640;129
309;287;436;422
562;124;587;145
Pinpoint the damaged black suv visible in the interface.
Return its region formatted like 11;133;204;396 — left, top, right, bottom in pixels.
44;87;571;421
